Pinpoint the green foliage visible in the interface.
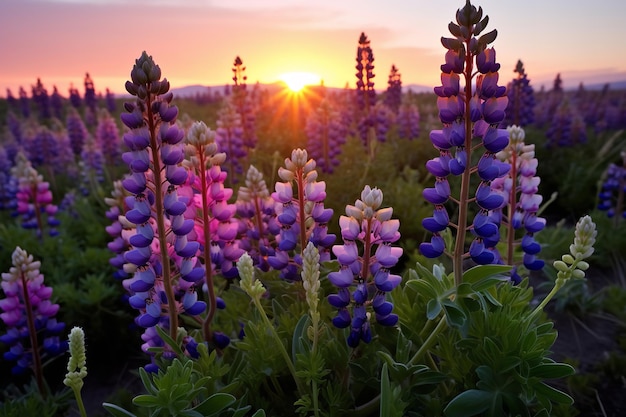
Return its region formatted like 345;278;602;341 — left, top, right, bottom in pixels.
0;380;72;417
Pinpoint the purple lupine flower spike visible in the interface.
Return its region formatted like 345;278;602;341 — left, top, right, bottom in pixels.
420;1;510;282
119;52;206;359
268;149;335;280
305;99;348;174
328;186;402;347
1;247;67;394
11;151;60;237
236;165;276;271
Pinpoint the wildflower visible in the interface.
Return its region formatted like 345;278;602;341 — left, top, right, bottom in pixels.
11;151;60;237
598;152;626;222
305;99;348;174
328;186;402;347
420;1;510;282
268;149;335;280
1;247;67;382
236;165;276;271
120;52;205;352
501;60;535;127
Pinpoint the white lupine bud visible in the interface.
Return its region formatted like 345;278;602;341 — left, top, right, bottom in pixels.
301;242;321;319
570;215;597;260
553;260;569;272
571;269;586;280
561;254;575;265
64;327;87;390
238;253;265;300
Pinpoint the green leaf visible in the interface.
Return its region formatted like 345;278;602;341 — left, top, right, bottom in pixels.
442;300;466;328
132;394;158;407
251;410;267;417
444;390;492;417
530;362;575;379
138;367;156;395
102;403;137;417
426;298;442;320
194;393;236;416
463;265;511;285
292;314;310;359
380;363;392;417
534;382;574;405
155;325;185;357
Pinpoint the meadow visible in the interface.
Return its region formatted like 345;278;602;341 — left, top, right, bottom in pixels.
1;2;626;416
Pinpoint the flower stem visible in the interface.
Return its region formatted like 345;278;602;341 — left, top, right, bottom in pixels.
251;297;304;395
408;315;447;366
453;38;475;287
527;278;565;323
20;269;45;397
199;146;216;342
146;89;178;341
72;386;87;417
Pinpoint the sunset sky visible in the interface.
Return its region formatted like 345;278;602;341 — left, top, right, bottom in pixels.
1;0;625;97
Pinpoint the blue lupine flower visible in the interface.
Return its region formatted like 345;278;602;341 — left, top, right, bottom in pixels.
328;186;402;347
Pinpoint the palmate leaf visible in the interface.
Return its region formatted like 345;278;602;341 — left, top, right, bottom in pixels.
380;363;392;417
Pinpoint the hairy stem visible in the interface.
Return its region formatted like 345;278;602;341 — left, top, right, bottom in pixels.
146;89;178;341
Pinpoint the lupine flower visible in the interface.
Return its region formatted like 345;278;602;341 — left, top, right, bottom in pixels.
69;84;82;109
598;152;626;223
1;247;67;382
79;135;105;195
11;151;60;237
385;64;402;113
397;99;421;140
545;100;588;147
19;86;31;118
0;146;17;211
31;78;51;120
105;88;116;113
66;108;89;156
305;99;348;173
120;52;205;355
185;120;244;343
328;186;402;347
83;72;97;115
236;165;277;271
105;180;132;280
420;1;510;280
215;100;247;178
267;149;335;281
96;108;122;167
355;32;376;113
63;326;87;391
492;125;546;282
501;60;535;127
231;56;257;153
50;86;64;120
26;125;59;168
552;215;597;282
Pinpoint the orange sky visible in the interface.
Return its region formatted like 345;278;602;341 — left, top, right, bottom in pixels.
1;0;626;98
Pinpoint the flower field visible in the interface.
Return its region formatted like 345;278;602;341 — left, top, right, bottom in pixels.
1;1;626;416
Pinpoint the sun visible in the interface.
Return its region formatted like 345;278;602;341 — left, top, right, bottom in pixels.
280;72;321;92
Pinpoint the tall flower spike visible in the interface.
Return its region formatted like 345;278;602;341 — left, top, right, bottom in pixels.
501;60;535;128
328;186;402;347
120;51;205;352
491;125;545;282
268;149;335;281
236;165;277;271
64;326;87;391
598;152;626;224
1;247;67;395
185;120;243;343
420;1;510;284
11;151;60;237
305;99;348;174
